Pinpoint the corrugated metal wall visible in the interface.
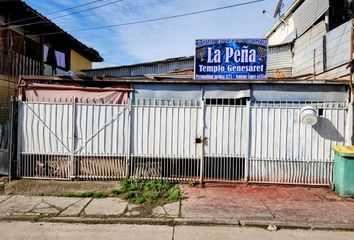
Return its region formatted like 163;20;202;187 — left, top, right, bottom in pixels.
292;20;352;78
267;43;293;78
321;20;352;78
292;21;327;76
293;0;329;37
84;58;194;77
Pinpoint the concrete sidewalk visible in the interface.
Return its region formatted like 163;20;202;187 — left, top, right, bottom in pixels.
0;184;354;230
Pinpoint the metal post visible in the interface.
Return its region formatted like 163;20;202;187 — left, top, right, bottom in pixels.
313;49;316;79
349;20;354;144
199;88;205;185
70;97;76;179
8;97;15;181
16;100;22;178
126;93;132;178
245;99;251;182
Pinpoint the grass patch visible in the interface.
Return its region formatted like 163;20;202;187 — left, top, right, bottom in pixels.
58;191;107;198
115;179;182;204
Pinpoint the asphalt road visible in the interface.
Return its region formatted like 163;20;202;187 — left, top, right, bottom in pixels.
1;222;354;240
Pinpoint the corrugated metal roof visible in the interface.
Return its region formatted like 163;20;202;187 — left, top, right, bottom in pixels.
292;0;329;37
83;56;194;77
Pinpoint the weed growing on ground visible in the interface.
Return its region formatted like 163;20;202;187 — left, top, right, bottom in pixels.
114;179;182;204
59;191;107;198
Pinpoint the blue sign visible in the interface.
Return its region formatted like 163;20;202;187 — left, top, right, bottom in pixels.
195;39;268;80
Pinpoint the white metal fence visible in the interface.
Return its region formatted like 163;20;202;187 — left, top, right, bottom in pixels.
17;98;348;185
249;101;347;185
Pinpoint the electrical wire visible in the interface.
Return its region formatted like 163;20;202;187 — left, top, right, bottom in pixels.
1;0;104;26
3;0;124;30
0;0;265;40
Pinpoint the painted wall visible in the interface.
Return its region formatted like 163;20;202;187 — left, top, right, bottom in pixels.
267;14;296;46
70;49;92;72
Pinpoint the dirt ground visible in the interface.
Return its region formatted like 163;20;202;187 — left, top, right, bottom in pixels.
3;179;120;196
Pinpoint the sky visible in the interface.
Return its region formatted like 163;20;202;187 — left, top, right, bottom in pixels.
24;0;294;68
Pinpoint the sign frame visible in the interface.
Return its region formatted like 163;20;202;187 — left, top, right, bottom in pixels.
194;38;268;80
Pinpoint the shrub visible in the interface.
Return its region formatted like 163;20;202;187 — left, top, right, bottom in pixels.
118;179;181;204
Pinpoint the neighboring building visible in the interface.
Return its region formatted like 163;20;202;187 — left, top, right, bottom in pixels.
82;56;194;77
0;0;103;120
265;0;354;80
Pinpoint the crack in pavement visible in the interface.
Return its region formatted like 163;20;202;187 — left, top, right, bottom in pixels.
171;225;175;240
178;199;182;218
42;200;65;212
58;198;84;215
0;195;12;205
79;198;93;217
262;200;276;219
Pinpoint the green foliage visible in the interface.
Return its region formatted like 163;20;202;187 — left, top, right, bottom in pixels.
168;187;181;202
110;188;122;196
118;179;182;204
59;191;107;198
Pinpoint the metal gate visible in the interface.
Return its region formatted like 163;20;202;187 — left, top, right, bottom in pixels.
203;98;248;182
18;101;73;179
17;101;129;180
17;98;348;185
130;98;203;181
74;103;129;180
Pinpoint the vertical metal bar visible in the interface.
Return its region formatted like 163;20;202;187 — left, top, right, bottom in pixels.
16;101;22;178
8;97;14;181
126;94;132;178
200;89;205;184
313;49;316;79
245;99;251;182
70;97;76;178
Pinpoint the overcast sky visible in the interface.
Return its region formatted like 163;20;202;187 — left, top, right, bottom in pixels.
24;0;293;68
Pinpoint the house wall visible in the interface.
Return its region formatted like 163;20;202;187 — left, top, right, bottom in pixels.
70;49;92;72
267;15;296;46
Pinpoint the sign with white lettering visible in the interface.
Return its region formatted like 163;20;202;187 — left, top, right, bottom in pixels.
195;39;268;80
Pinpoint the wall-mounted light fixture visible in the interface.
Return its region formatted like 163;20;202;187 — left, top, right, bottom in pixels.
300;106;318;126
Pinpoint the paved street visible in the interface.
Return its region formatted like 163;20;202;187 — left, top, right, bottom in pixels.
1;221;354;240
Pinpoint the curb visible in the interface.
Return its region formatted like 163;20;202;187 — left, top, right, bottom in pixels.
174;218;240;226
240;220;311;230
0;215;354;231
39;217;174;226
310;223;354;231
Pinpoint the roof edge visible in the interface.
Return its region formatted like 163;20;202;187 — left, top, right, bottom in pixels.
264;0;304;38
83;56;194;72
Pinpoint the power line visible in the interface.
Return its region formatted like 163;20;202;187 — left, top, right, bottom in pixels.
1;0;265;40
0;0;266;40
2;0;104;26
51;0;173;22
53;0;174;23
3;0;124;30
